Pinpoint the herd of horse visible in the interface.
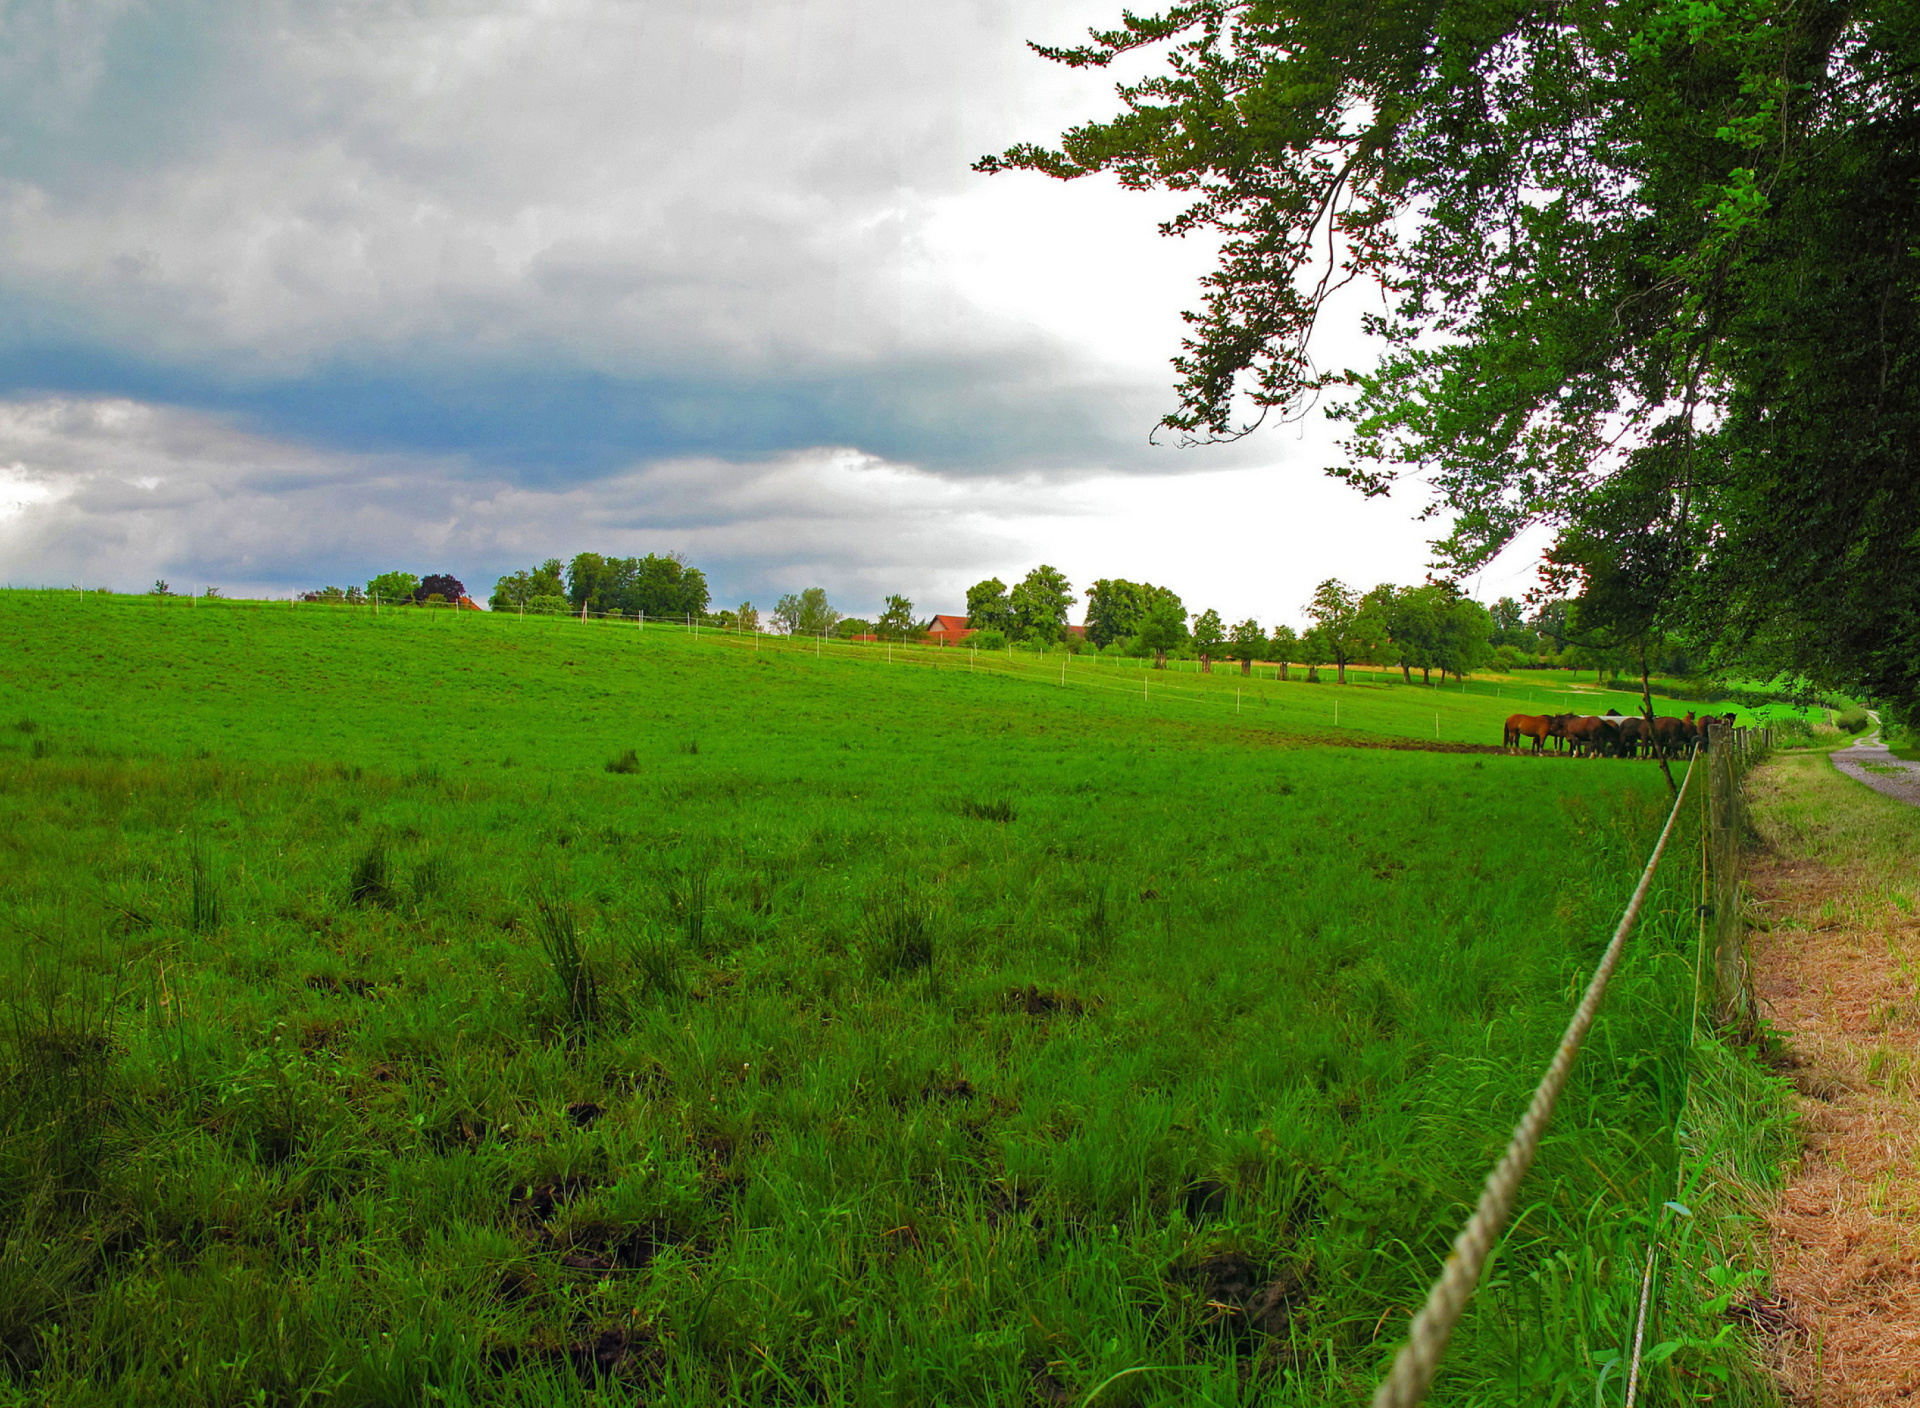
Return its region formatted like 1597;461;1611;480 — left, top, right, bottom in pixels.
1502;708;1738;758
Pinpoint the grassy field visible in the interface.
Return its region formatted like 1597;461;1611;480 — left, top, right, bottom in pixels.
0;592;1781;1405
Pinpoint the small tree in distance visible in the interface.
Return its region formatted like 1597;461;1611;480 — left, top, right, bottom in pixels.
416;573;465;606
1270;624;1298;680
1227;618;1264;675
877;595;915;641
965;578;1013;633
1191;609;1226;673
367;571;419;605
1137;595;1188;668
773;587;839;636
1302;578;1384;686
1010;565;1074;646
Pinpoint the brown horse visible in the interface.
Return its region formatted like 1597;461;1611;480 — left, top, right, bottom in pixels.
1652;714;1694;757
1562;715;1625;757
1503;714;1553;754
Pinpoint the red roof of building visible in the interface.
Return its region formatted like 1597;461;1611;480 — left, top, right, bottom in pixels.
927;614;970;633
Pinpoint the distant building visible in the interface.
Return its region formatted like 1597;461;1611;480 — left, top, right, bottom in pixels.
924;614;1088;645
926;614;973;645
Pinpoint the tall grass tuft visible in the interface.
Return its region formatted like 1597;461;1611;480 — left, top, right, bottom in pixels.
957;797;1016;823
604;749;641;774
866;893;936;978
669;864;710;952
188;840;222;933
627;924;685;1000
348;841;395;908
534;894;604;1028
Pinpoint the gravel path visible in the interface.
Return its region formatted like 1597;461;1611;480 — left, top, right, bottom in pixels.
1830;732;1920;807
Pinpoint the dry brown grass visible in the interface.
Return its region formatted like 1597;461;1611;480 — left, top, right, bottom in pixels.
1749;753;1920;1404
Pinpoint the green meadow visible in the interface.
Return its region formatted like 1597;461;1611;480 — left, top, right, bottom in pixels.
0;593;1783;1405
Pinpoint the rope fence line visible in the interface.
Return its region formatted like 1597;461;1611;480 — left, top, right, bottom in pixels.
1368;749;1700;1407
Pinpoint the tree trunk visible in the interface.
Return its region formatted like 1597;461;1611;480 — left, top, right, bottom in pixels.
1201;654;1212;674
1639;641;1677;794
1335;660;1347;685
1240;657;1251;676
1306;665;1320;682
1421;667;1431;685
1154;649;1167;669
1402;663;1412;684
1280;661;1289;680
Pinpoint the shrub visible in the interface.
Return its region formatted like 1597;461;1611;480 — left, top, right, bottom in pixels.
968;629;1007;652
524;595;570;616
1834;708;1872;734
1768;715;1815;743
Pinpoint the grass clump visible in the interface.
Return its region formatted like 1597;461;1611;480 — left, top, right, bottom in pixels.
605;748;641;774
957;796;1016;823
187;841;222;934
347;840;396;907
534;894;605;1029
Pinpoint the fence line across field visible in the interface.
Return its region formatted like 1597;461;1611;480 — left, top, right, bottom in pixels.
1368;748;1700;1406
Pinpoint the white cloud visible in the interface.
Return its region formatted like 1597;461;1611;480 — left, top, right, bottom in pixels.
0;394;1548;625
0;0;1170;379
0;5;1551;607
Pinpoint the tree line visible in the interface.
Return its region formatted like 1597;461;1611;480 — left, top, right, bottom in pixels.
304;554;1653;693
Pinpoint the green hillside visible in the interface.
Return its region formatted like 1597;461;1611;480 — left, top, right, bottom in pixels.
0;592;1777;1405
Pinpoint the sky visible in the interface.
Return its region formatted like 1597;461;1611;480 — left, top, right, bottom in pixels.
0;0;1544;626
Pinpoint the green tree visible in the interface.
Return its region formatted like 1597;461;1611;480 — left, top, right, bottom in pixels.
494;558;567;612
1190;608;1226;672
774;587;839;637
965;578;1013;633
1226;617;1264;676
1434;593;1496;683
1009;565;1074;645
1137;594;1188;668
1269;624;1298;681
1303;579;1383;686
877;595;915;642
367;571;418;606
981;1;1920;723
1082;579;1145;647
736;601;759;634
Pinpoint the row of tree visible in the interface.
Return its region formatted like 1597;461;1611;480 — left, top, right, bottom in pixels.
308;557;1538;691
299;572;466;605
490;554;711;620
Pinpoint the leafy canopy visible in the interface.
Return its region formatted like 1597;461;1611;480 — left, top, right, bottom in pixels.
983;0;1920;717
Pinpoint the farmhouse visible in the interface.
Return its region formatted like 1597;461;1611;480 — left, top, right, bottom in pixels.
925;614;972;644
924;615;1090;645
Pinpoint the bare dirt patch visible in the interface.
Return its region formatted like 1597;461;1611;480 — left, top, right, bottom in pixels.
1750;849;1920;1402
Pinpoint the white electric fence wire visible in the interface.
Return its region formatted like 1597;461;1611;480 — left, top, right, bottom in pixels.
1369;750;1698;1408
